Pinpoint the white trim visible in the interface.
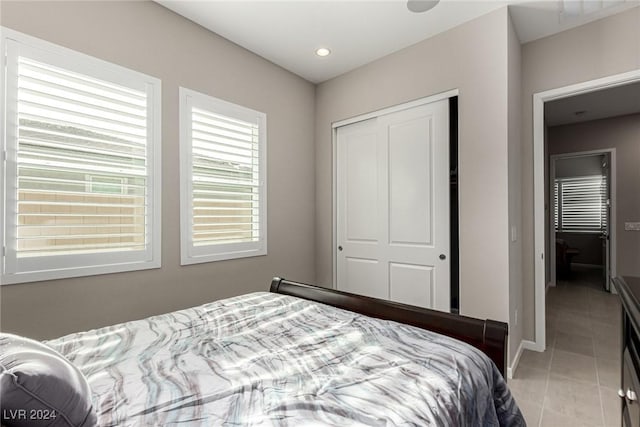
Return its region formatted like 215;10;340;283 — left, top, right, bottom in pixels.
179;87;267;265
0;29;7;286
330;91;458;288
609;149;617;290
1;27;162;285
507;341;524;379
549;156;557;287
507;339;539;379
331;126;338;289
533;93;546;352
533;68;640;351
332;89;459;129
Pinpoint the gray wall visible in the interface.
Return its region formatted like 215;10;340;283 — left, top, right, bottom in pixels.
507;12;524;366
521;8;640;342
550;114;640;276
0;1;317;340
315;8;512;325
555;155;604;178
556;233;603;265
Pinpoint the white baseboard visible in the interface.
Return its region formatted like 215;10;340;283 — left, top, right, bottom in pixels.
523;340;540;351
507;339;538;379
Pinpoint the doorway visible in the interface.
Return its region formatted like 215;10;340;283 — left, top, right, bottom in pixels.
549;150;614;292
533;70;640;351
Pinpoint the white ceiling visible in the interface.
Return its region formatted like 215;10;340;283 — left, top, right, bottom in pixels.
157;0;640;84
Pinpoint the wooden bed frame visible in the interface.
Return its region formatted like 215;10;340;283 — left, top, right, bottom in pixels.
270;277;508;377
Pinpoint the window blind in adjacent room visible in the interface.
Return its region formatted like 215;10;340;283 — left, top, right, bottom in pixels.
555;175;607;233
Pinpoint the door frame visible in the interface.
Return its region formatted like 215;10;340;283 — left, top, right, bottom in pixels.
331;89;459;288
548;149;616;289
533;69;640;352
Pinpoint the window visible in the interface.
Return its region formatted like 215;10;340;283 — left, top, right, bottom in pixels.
87;176;128;195
179;88;266;264
1;28;161;284
554;175;607;233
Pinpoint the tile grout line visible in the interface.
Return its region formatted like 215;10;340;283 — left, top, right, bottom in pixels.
589;286;609;427
592;318;607;427
537;325;555;427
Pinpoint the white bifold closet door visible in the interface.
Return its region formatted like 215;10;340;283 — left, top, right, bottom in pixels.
336;99;450;312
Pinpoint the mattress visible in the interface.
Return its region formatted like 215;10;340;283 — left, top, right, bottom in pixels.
47;292;524;426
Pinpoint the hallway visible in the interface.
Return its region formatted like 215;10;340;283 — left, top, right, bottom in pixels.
510;269;621;426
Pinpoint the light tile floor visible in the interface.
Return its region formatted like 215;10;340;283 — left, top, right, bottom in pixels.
510;266;622;427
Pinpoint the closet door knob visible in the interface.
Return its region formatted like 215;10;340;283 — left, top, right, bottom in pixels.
618;389;626;398
338;246;343;251
439;254;446;260
627;389;638;402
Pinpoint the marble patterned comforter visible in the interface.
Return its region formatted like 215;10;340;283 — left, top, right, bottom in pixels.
47;292;525;426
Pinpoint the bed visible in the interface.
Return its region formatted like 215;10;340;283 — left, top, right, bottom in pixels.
2;277;524;426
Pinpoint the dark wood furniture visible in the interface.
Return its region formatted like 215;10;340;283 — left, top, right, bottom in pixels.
270;277;509;377
556;238;580;279
613;276;640;427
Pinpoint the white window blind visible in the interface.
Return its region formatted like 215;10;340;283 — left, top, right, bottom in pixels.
180;88;266;264
554;181;559;230
2;29;161;284
16;57;148;256
554;176;607;233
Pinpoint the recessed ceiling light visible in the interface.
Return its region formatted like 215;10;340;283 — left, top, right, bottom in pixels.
315;48;331;57
407;0;439;13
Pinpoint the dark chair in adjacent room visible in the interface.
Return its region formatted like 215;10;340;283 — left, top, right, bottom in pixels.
556;238;580;279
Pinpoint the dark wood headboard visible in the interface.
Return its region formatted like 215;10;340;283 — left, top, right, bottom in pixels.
270;277;508;377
